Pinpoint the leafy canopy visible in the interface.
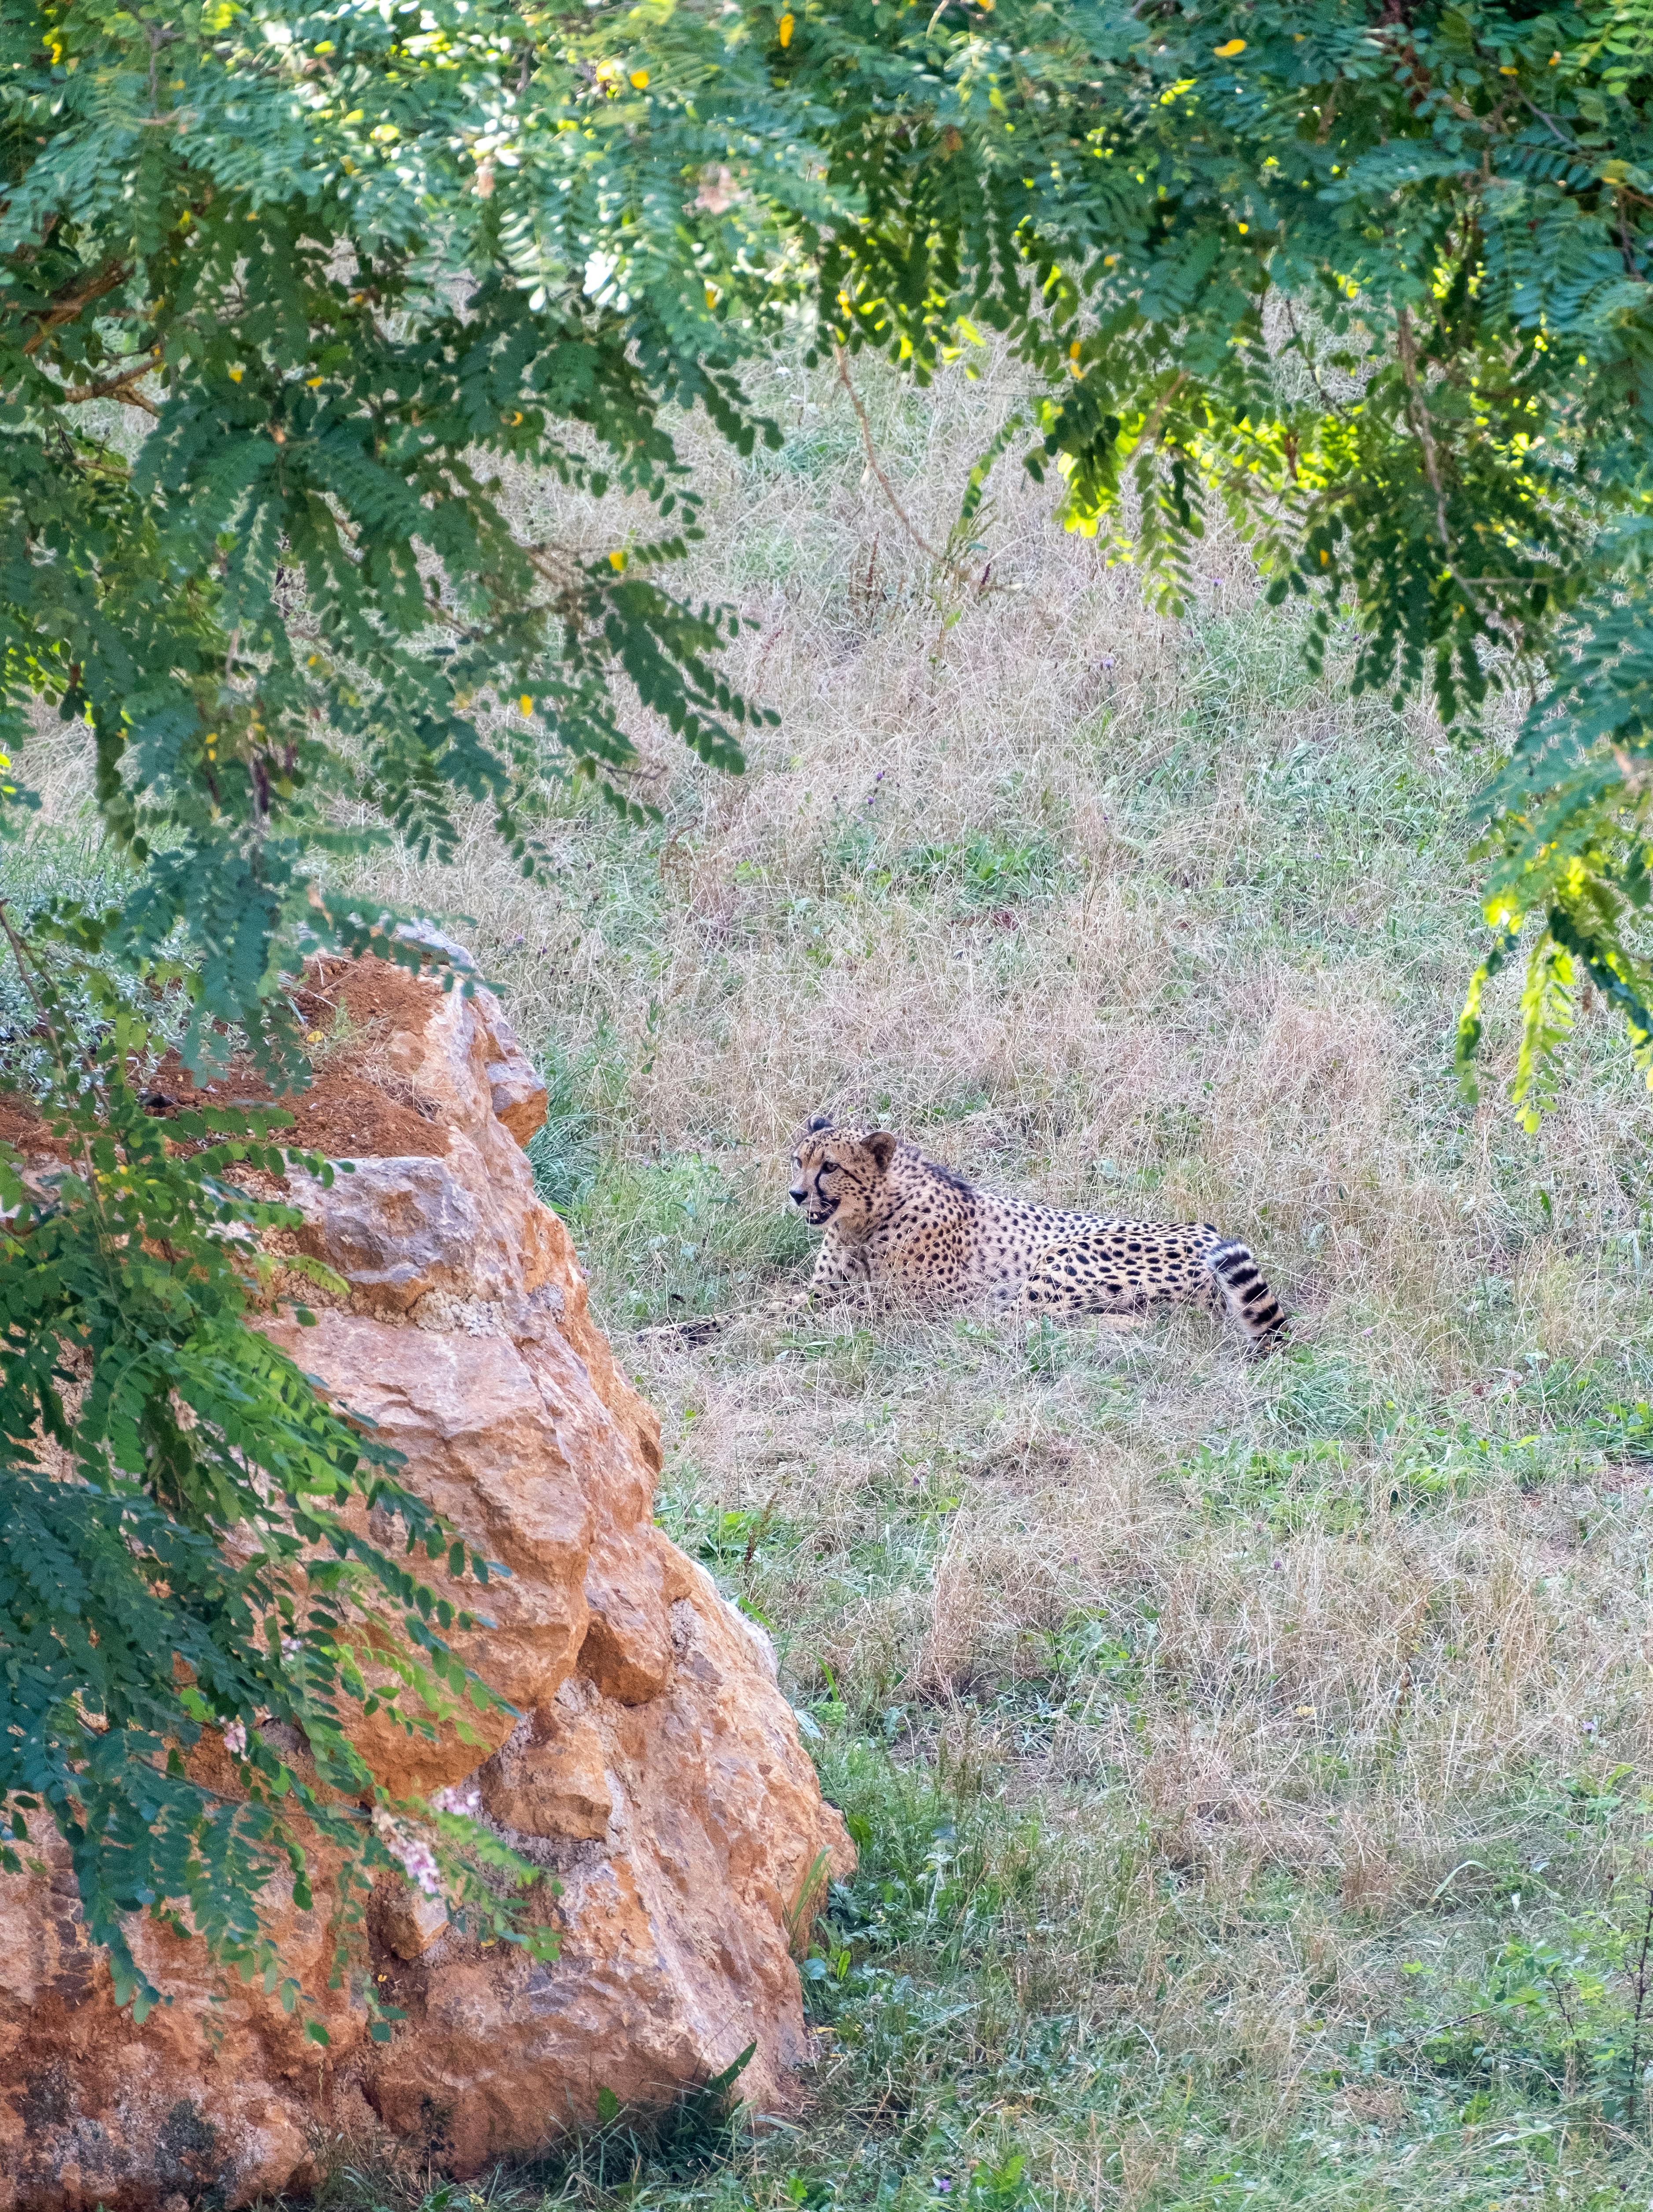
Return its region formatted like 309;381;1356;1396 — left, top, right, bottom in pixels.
1;0;1650;2016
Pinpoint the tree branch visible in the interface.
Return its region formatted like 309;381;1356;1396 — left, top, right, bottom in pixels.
55;345;163;416
19;262;131;356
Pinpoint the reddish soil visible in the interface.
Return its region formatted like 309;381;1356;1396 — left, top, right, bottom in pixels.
0;955;453;1168
266;1081;447;1161
298;953;445;1039
0;1094;71;1163
278;955;451;1159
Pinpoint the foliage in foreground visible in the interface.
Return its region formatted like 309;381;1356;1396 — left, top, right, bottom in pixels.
4;0;1653;2021
0;953;554;2023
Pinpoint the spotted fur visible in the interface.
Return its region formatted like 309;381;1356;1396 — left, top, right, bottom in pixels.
788;1118;1287;1351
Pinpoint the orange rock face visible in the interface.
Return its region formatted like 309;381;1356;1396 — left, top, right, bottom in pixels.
0;965;851;2209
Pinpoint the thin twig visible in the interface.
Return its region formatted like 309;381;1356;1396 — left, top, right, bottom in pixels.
1126;370;1188;465
1282;299;1350;418
1395;308;1454;555
1394;307;1501;634
1514;88;1597;165
834;343;952;568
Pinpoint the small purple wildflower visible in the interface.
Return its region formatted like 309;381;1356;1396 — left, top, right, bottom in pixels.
432;1783;484;1820
374;1810;444;1898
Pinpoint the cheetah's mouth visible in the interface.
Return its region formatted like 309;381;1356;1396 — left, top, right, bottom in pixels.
803;1197;839;1225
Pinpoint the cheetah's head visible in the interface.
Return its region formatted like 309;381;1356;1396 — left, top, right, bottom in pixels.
789;1117;900;1235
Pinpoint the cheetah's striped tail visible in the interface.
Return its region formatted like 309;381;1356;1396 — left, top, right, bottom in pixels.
1205;1239;1288;1353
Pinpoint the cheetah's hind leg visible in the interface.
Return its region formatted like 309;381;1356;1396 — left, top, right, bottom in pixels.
1018;1242;1153;1323
632;1312;727;1348
631;1285;818;1348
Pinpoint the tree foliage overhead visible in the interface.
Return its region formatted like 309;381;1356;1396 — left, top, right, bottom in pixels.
772;0;1653;1123
1;0;1649;2020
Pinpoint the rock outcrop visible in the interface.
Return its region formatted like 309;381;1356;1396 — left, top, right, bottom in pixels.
0;959;851;2209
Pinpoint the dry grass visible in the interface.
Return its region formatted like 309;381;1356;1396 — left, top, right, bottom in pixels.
19;347;1653;2212
349;347;1653;2211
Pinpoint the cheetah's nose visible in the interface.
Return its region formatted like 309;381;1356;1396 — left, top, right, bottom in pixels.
788;1184;807;1204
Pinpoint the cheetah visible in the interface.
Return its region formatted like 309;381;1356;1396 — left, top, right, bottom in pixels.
788;1118;1287;1352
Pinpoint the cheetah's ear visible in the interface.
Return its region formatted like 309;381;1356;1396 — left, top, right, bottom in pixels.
864;1130;899;1173
807;1114;833;1133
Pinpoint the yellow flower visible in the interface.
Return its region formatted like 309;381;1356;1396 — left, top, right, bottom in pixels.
609;550;627;572
306;1029;326;1045
629;67;649;88
1214;38;1245;57
1295;1705;1316;1720
306;374;324;388
519;694;534;716
778;12;794;47
228;365;244;382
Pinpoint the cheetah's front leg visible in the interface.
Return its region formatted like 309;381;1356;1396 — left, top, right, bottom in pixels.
807;1240;868;1300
